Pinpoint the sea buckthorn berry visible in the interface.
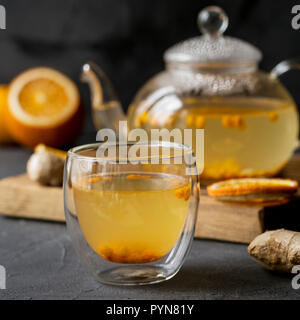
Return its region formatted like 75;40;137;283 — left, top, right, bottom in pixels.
174;185;191;201
233;115;246;130
221;115;234;129
195;115;205;129
269;111;279;123
186;114;195;127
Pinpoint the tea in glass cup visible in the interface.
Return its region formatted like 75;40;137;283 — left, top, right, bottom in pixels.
64;142;199;285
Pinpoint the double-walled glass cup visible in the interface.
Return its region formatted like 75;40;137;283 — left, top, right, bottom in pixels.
64;141;199;285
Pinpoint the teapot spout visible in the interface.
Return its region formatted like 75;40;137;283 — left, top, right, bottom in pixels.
81;62;126;135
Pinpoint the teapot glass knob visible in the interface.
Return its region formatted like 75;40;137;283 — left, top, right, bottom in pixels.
197;6;228;37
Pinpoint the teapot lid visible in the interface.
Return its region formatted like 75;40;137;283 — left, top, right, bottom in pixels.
164;6;262;66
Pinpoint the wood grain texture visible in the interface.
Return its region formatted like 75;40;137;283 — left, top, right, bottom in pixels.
0;154;299;243
0;174;64;222
195;191;264;243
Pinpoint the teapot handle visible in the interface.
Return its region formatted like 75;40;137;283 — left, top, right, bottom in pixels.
271;58;300;150
271;58;300;78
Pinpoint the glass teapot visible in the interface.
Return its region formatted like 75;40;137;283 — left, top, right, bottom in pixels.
82;6;299;180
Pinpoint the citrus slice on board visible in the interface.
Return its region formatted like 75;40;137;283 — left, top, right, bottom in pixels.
0;85;14;144
207;178;298;205
6;67;84;148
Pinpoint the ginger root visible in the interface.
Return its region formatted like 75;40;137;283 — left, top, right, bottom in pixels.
248;229;300;272
27;151;65;186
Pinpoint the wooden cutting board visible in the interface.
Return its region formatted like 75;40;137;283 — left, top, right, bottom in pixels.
0;154;299;244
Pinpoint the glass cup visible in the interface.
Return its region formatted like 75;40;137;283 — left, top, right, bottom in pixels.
64;141;199;285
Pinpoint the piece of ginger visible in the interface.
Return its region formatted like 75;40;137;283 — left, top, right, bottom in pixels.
248;229;300;272
27;151;65;186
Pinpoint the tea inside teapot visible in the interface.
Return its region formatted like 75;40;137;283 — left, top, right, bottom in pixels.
129;95;298;180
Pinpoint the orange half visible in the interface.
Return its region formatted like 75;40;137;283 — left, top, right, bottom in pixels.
0;85;14;144
6;67;84;148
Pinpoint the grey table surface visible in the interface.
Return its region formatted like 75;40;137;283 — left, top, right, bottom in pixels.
0;146;299;300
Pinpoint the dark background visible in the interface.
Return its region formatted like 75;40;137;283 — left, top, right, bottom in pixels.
1;0;300;136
